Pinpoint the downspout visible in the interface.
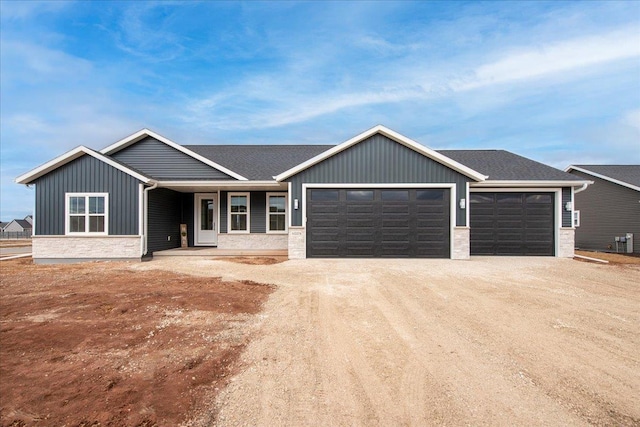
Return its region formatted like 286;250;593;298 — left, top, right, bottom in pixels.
574;182;590;194
143;181;158;256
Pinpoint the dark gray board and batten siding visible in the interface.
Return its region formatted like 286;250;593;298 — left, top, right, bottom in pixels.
147;188;183;253
111;136;235;181
562;187;572;228
34;155;140;235
285;134;472;227
570;170;640;253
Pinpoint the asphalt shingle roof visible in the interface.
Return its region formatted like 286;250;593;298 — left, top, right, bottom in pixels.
184;144;583;182
185;145;333;180
438;150;580;181
571;165;640;188
12;219;32;229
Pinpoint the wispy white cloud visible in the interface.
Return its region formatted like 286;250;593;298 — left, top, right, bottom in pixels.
0;39;93;85
0;0;72;21
454;27;640;90
184;24;640;131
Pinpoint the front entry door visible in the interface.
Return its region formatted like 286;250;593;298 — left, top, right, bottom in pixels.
195;193;218;246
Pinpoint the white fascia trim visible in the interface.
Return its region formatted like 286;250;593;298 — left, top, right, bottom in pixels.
157;180;282;188
471;180;591;188
565;166;640;192
100;128;248;181
15;146;153;184
275;125;487;182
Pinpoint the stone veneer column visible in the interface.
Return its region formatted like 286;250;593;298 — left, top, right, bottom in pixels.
288;226;306;259
452;227;470;260
558;228;575;258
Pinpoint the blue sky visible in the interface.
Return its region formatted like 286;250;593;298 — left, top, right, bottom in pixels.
1;0;639;220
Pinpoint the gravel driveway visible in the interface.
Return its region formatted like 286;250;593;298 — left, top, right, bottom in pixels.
136;257;640;426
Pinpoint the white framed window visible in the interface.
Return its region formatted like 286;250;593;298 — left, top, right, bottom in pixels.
65;193;108;235
266;193;287;233
228;192;250;233
573;210;580;227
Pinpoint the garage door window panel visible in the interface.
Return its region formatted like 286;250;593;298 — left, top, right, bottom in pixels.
526;194;552;204
311;190;339;201
346;190;374;201
416;190;445;201
497;194;523;203
381;190;409;201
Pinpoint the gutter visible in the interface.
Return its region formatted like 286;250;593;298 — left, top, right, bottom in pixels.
142;181;158;256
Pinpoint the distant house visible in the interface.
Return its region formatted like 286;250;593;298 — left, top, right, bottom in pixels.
0;222;8;231
24;215;33;225
565;165;640;254
3;219;33;234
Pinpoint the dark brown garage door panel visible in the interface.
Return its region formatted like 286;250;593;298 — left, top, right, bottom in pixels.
307;188;450;258
470;192;554;256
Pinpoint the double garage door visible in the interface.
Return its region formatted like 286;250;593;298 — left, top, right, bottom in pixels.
306;188;450;258
470;192;555;256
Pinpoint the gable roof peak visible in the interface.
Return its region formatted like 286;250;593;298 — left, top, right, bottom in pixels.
275;125;488;182
565;164;640;191
100;128;248;181
15;145;154;185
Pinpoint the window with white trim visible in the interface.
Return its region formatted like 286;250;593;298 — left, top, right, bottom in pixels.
266;193;287;233
573;210;580;227
228;192;250;232
66;193;108;234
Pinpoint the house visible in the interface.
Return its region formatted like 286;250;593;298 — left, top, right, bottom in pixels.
2;219;33;234
0;222;8;231
24;215;33;225
16;125;590;263
565;165;640;254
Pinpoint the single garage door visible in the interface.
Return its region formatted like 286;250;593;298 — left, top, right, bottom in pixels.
470;192;554;256
307;188;450;258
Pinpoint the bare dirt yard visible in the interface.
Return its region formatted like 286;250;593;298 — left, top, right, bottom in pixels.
2;256;639;427
135;256;640;427
0;258;274;427
575;250;640;265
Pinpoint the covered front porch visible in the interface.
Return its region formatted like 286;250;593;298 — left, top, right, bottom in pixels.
145;181;290;257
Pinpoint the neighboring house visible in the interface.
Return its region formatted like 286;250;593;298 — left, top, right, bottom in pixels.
16;125;589;263
0;221;8;231
565;165;640;254
2;219;33;234
24;215;33;225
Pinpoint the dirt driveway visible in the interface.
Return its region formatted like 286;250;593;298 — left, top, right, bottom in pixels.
137;257;640;426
